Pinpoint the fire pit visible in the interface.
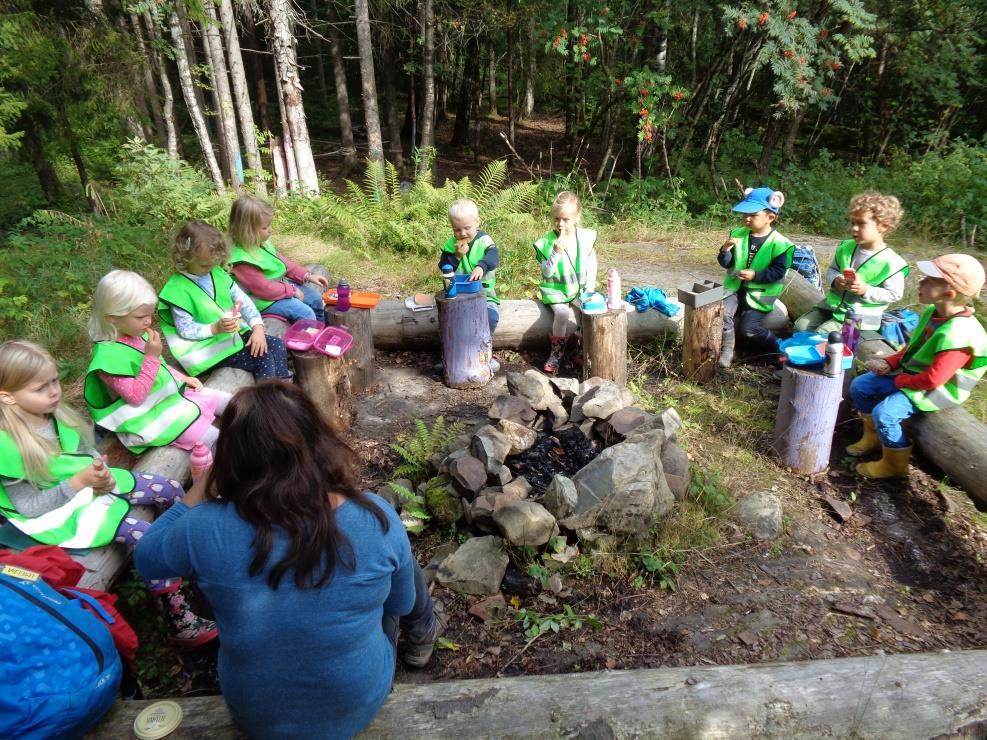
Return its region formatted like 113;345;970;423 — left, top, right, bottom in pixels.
508;427;600;495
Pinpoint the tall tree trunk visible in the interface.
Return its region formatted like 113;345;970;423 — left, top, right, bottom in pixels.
309;0;331;112
60;110;96;212
326;3;357;177
21;117;63;202
487;41;498;116
416;0;435;176
523;26;535;119
202;0;241;189
451;36;480;146
217;0;267;195
690;8;699;87
143;11;178;159
354;0;384;163
756;115;784;178
169;10;225;192
130;13;166;146
200;22;234;184
506;27;515;148
379;40;405;173
243;20;272;133
273;65;299;191
267;0;320;193
781;108;805;168
175;3;211;140
563;0;575;147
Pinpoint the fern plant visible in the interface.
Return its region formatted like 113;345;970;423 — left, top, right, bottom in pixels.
316;159;538;257
389;416;464;484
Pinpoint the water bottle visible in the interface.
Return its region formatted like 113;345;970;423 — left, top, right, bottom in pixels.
189;442;214;482
606;268;622;310
841;308;861;353
336;278;351;312
823;331;844;378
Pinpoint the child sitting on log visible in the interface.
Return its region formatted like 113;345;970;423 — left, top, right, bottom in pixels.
534;191;598;374
717;187;795;368
157;221;291;380
228;194;330;323
439;198;501;336
848;254;987;479
85;270;231;453
795;192;909;334
0;340;217;645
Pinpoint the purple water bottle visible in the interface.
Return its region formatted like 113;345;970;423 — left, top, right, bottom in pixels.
336;278;351;312
841;308;861;353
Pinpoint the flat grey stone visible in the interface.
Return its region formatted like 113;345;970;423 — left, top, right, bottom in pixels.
494;500;558;547
436;535;509;595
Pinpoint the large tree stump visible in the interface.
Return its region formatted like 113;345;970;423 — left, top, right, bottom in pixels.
677;281;724;383
291;350;355;434
326;305;375;393
581;308;628;385
437;290;493;389
773;364;844;474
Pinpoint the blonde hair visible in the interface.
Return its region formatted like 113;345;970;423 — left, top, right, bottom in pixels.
0;341;93;484
88;270;158;342
229;194;275;250
849;192;904;232
448;199;479;223
172;221;230;273
551;191;582;220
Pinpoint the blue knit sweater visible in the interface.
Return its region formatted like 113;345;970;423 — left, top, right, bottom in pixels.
135;494;415;739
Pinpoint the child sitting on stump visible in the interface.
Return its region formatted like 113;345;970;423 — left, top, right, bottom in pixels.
848;254;987;479
438;199;501;373
795;192;909;334
717;187;795;368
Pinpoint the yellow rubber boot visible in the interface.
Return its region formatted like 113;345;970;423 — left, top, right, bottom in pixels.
857;445;912;479
846;414;880;457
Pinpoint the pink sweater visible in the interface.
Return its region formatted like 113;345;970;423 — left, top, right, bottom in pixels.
97;335;219;450
231;249;310;301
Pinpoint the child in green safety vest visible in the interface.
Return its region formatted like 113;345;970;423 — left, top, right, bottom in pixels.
795;192;909;334
848;254;987;479
0;340;217;646
86;270;231;454
228;195;330;323
533;192;598;374
438;199;501;372
717;187;795;369
158;221;291;380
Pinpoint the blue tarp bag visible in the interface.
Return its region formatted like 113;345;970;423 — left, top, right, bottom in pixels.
0;568;121;739
880;309;921;348
792;245;822;290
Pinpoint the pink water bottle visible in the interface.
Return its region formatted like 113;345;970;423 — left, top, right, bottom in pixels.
189;442;213;482
336;278;351;312
606;268;622;310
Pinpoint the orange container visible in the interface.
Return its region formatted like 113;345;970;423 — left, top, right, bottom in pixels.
323;289;381;309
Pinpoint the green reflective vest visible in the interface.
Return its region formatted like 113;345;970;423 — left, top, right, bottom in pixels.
722;228;795;312
822;240;909;329
533;228;597;305
0;419;132;548
440;232;500;304
229;242;288;311
899;305;987;412
158;269;244;376
85;338;200;453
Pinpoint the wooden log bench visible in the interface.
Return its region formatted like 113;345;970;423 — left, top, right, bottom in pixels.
88;649;987;738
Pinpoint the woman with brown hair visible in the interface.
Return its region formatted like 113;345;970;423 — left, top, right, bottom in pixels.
135;382;439;738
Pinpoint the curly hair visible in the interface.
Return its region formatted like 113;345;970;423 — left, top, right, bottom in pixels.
172;221;230;272
849;192;904;232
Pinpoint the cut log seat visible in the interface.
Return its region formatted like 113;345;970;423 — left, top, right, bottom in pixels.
88;649;987;739
73;367;254;590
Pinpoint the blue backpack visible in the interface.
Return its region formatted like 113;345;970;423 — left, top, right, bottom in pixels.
0;568;121;739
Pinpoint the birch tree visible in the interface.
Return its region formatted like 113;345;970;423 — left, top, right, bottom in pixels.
217;0;266;195
202;0;242;190
354;0;384;163
267;0;319;194
168;9;225;192
143;10;178;159
416;0;435;176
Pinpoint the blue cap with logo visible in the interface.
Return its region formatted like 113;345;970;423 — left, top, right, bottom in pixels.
732;187;786;214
